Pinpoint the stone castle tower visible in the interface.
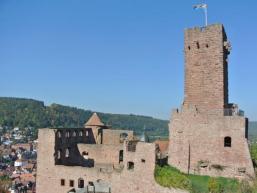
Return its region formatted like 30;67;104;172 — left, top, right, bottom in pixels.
184;24;229;113
168;24;255;179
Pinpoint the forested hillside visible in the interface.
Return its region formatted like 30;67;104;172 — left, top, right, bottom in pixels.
1;97;256;139
249;121;257;140
0;97;168;137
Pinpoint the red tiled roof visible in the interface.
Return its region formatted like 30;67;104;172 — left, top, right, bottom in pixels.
155;140;169;153
85;113;104;126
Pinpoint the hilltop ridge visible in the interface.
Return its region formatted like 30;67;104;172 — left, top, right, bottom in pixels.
0;97;169;137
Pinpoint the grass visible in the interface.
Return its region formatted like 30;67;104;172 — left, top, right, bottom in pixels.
154;165;241;193
154;165;192;190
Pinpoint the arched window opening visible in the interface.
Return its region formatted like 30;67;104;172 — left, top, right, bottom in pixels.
188;46;191;50
66;131;70;138
57;131;62;138
57;150;61;159
82;151;89;160
78;178;84;188
86;131;89;136
72;131;77;137
206;44;209;48
79;131;83;137
65;148;70;158
224;136;231;147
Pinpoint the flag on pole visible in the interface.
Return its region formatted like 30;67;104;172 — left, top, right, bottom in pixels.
193;4;208;26
193;4;207;9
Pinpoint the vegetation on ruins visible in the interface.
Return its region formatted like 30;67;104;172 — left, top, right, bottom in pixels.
250;142;257;168
0;97;168;138
154;165;257;193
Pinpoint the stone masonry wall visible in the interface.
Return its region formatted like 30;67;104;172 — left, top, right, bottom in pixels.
37;129;187;193
168;106;255;179
168;24;254;180
184;24;229;112
102;129;133;145
77;143;122;165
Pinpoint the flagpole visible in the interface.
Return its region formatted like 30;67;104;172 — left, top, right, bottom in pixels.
193;4;208;27
204;6;208;26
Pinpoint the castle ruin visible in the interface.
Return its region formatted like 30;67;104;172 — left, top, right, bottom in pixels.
36;113;185;193
36;24;255;193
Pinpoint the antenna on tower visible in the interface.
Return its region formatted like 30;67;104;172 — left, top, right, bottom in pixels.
193;3;208;26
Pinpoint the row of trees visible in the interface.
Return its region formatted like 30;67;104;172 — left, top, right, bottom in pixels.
0;97;169;137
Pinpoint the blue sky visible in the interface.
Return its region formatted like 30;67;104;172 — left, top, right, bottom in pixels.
0;0;257;120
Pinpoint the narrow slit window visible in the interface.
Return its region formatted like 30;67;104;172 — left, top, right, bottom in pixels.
196;42;200;49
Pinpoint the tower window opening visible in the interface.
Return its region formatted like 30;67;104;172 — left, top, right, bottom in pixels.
188;46;191;50
224;136;231;147
206;44;209;48
196;42;200;49
61;179;65;186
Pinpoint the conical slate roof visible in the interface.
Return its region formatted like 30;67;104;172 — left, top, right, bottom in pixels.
85;113;105;126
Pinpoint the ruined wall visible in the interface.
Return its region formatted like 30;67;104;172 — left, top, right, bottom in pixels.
102;129;133;145
111;142;187;193
77;143;122;165
37;129;187;193
54;128;95;166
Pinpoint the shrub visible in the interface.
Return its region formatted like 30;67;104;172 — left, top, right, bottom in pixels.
208;178;223;193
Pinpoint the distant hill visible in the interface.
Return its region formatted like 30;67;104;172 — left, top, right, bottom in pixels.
249;121;257;140
1;97;257;140
0;97;169;137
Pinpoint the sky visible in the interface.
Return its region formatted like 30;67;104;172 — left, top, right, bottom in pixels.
0;0;257;120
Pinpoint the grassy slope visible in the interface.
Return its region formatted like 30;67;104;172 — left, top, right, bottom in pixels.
155;165;240;193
